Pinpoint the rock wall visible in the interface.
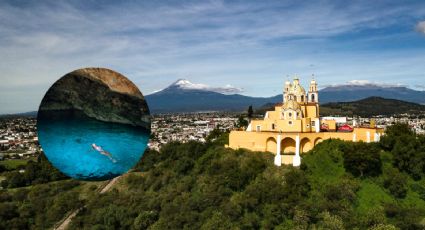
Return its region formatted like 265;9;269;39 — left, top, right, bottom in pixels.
39;68;150;129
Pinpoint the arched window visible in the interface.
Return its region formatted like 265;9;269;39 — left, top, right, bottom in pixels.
288;112;292;117
312;94;315;102
301;95;304;102
272;124;275;130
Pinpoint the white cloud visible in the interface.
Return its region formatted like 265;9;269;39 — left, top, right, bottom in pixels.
321;80;407;88
347;80;373;85
414;84;425;90
416;21;425;35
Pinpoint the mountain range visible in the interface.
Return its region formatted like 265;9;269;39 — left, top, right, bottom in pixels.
145;79;425;113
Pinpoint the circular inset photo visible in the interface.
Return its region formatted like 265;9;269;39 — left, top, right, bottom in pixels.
37;68;151;180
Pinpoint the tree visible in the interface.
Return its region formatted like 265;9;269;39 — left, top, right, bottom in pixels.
6;171;26;188
247;105;253;119
369;224;397;230
317;211;345;230
206;127;224;142
200;211;234;230
383;169;408;199
380;123;414;151
320;178;359;221
0;164;6;173
379;123;425;180
133;211;158;229
342;142;382;177
236;115;248;128
391;135;424;180
283;169;310;206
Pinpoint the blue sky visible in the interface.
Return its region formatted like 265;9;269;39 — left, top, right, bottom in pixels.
1;0;425;113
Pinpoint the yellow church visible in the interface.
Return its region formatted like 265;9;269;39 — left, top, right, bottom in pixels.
228;77;384;166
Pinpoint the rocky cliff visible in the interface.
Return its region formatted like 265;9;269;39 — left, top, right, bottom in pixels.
38;68;150;129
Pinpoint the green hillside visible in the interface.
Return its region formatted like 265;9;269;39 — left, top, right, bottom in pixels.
1;124;425;229
255;97;425;117
320;96;425;117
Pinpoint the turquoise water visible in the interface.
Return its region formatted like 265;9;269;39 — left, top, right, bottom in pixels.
37;110;150;180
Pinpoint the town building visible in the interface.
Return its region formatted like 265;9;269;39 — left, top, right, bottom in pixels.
228;77;384;166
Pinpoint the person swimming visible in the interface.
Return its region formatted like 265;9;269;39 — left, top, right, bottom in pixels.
91;143;117;163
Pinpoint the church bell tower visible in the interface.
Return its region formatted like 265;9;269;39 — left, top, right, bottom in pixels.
283;80;291;103
308;76;318;103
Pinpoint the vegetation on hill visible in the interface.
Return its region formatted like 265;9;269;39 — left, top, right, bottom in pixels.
73;124;424;229
0;180;86;229
1;124;424;229
255;97;425;117
320;96;425;117
1;153;68;188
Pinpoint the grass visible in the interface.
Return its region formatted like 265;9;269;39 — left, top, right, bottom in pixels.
77;180;105;200
355;179;394;214
0;158;35;170
302;141;346;189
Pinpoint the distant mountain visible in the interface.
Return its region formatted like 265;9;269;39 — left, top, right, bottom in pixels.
145;79;425;113
320;97;425;117
0;111;37;118
319;84;425;104
145;79;279;113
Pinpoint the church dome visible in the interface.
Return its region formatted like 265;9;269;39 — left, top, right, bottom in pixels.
282;99;301;111
290;84;306;96
287;78;306;97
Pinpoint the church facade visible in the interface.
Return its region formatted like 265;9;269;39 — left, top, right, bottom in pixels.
228;77;384;166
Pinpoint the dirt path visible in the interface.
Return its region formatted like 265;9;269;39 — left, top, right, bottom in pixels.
53;176;121;230
100;176;120;194
54;208;81;230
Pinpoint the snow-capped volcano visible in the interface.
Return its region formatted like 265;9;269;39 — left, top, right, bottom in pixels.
145;78;272;113
156;79;243;95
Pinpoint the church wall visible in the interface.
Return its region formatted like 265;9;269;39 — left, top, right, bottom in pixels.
281;137;296;153
250;119;279;132
305;104;318;118
228;130;292;152
229;131;328;154
352;127;384;142
322;132;352;141
228;128;384;157
282;155;294;165
301;106;307;119
300;137;313;152
301;117;312;132
250;120;265;132
322;120;337;131
277;119;302;132
266;110;280;120
265;137;277;153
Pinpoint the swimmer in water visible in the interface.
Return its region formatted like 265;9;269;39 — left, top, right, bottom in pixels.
91;143;117;163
